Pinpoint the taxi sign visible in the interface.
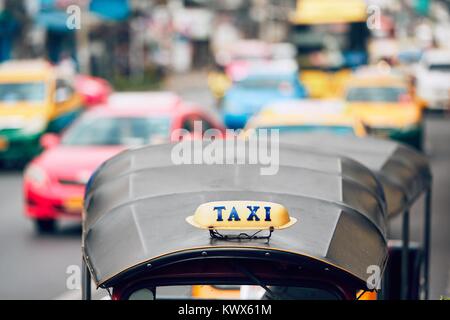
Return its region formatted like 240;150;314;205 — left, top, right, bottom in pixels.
186;201;297;230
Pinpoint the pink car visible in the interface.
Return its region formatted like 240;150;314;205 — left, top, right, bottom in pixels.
75;75;112;107
24;92;224;233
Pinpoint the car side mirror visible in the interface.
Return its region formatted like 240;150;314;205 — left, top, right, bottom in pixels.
40;133;60;149
75;75;112;106
55;87;72;104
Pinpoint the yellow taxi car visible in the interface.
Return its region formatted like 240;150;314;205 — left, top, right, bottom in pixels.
0;60;83;166
344;69;424;149
289;0;369;99
245;99;366;137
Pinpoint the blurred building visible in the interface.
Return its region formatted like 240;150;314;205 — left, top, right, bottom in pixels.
0;0;30;62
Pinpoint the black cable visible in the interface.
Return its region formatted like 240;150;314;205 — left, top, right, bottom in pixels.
209;228;273;241
232;262;281;300
355;290;367;300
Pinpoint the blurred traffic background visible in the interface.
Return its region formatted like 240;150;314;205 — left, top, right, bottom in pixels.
0;0;449;299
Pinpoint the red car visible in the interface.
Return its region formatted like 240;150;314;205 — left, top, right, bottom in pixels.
24;92;224;233
75;75;112;107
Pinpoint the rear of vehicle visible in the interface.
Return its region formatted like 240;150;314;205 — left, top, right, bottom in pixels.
82;142;388;300
222;60;307;129
113;259;356;300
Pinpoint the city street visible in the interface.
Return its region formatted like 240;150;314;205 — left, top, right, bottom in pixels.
0;0;449;303
0;75;449;299
0;72;215;300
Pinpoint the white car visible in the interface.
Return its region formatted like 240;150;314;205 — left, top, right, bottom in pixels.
416;49;450;110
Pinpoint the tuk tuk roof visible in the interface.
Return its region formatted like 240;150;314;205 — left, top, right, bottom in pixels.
277;133;432;216
83;142;388;288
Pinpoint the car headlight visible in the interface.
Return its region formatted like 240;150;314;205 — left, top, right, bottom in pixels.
24;164;49;188
22;117;47;135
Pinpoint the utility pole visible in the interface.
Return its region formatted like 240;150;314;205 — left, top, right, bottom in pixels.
76;0;91;74
251;0;268;40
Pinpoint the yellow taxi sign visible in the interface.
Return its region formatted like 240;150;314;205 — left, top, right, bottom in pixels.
186;201;297;230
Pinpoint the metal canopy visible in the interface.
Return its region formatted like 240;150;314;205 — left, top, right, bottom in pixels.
275;132;433;299
82;142;388;288
276;133;432;217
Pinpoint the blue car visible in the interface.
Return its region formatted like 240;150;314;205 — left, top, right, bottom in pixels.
222;60;307;129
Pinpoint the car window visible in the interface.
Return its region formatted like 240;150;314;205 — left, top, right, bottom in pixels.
0;82;46;103
182;116;196;132
257;125;356;136
200;117;214;132
62;116;171;146
237;78;291;90
181;114;213;133
126;285;341;300
346;86;407;103
428;64;450;72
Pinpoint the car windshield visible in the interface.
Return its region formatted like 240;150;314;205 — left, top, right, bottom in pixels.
291;23;368;70
126;285;342;300
62;116;171;146
0;82;46;103
346;86;407;103
429;64;450;72
236;76;294;89
258;125;355;135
